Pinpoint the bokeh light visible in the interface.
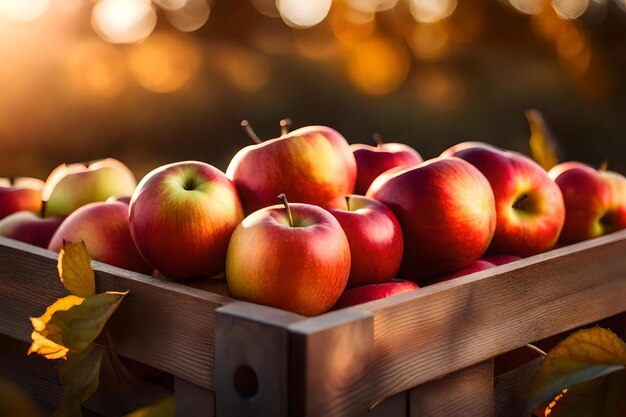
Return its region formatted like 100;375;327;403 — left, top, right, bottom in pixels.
407;24;448;61
91;0;157;44
214;48;271;92
332;11;376;46
412;67;465;112
164;0;210;32
293;29;340;60
251;0;280;18
347;38;410;94
277;0;332;28
552;0;589;19
0;0;49;22
66;39;126;98
128;32;200;93
508;0;543;15
345;0;399;14
410;0;457;23
152;0;187;11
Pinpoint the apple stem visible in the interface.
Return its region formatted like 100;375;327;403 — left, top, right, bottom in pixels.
241;120;262;144
279;118;292;135
372;133;383;149
40;200;47;218
345;195;351;211
277;193;294;227
8;176;15;186
513;194;528;209
600;159;609;172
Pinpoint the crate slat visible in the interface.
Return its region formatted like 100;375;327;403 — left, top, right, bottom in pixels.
0;237;231;390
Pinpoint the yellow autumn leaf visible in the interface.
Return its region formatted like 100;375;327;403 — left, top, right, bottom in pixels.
29;292;127;360
58;240;95;297
525;327;626;415
526;109;559;171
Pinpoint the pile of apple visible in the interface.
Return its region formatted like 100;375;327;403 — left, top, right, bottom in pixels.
1;121;625;317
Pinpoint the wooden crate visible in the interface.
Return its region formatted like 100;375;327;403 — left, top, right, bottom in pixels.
1;229;626;417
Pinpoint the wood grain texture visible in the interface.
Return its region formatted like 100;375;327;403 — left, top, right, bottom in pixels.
494;357;542;417
410;360;495;417
0;335;172;417
174;378;215;417
215;302;302;417
362;392;406;417
293;230;626;417
288;309;375;417
0;237;231;390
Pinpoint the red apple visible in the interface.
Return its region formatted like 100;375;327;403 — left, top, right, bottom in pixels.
439;141;495;158
43;158;137;217
442;144;565;257
327;195;403;288
351;135;422;195
367;157;496;281
0;211;65;248
333;280;419;309
226;121;356;214
129;161;244;280
548;162;626;243
226;195;350;316
48;202;152;274
429;259;495;285
481;255;522;266
0;177;44;220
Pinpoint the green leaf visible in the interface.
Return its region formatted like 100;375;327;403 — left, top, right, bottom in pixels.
0;378;42;417
124;397;175;417
526;109;559;171
53;343;105;417
29;292;127;359
58;240;95;297
525;328;626;415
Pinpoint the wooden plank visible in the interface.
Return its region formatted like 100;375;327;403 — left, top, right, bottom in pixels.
291;230;626;416
363;392;406;417
409;360;495;417
288;309;375;417
494;357;542;417
214;302;302;417
174;378;215;417
0;237;231;390
0;335;172;416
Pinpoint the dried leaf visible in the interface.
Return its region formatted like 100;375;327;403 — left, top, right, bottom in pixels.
526;109;559;171
100;338;137;394
29;292;127;359
124;397;175;417
53;343;105;417
58;240;95;297
525;328;626;415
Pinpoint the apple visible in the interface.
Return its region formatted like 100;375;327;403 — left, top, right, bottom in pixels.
439;141;495;158
0;211;65;248
442;144;565;257
226;195;350;316
429;259;495;285
327;195;403;288
43;158;137;217
367;157;496;281
548;162;626;243
0;177;44;220
351;134;422;195
333;280;419;309
226;120;356;214
481;255;522;266
48;201;152;274
129;161;244;280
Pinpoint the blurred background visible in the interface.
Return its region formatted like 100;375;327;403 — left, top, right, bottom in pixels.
1;0;625;180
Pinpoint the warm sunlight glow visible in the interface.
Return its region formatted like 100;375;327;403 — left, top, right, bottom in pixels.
410;0;457;23
508;0;543;14
413;67;464;112
164;0;210;32
347;38;410;94
152;0;187;11
346;0;399;13
214;48;271;92
552;0;589;19
251;0;279;17
129;33;200;93
407;24;448;61
332;12;376;46
277;0;332;28
66;40;126;98
91;0;157;44
0;0;49;22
